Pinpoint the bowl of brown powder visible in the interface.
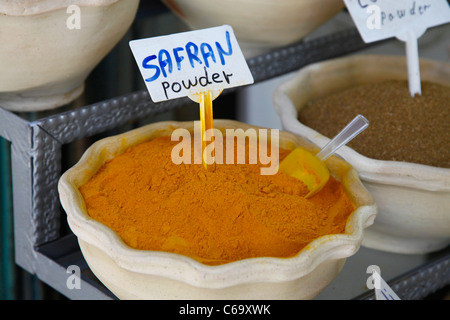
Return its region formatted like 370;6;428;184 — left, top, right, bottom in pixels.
274;54;450;254
58;119;376;299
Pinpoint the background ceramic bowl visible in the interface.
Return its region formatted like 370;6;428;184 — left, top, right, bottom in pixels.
274;55;450;255
58;119;376;300
161;0;344;58
0;0;139;112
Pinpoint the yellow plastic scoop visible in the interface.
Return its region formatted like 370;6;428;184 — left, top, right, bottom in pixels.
280;115;369;198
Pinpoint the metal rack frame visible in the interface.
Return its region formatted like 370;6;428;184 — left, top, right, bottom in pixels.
1;28;448;300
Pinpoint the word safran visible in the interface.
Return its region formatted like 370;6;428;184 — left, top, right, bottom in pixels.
142;30;234;99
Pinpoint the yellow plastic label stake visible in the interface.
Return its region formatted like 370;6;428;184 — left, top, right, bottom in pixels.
189;89;222;170
199;90;215;170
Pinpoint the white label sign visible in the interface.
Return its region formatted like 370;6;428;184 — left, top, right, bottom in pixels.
129;25;254;102
344;0;450;42
373;271;401;300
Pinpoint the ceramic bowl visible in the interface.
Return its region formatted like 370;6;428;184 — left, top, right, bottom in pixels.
161;0;344;58
58;119;376;300
274;55;450;254
0;0;139;112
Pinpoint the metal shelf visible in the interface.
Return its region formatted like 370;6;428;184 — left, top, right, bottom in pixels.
1;28;448;300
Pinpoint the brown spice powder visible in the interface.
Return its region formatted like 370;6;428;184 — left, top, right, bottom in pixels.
298;80;450;168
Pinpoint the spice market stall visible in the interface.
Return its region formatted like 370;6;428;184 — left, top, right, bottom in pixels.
0;1;449;300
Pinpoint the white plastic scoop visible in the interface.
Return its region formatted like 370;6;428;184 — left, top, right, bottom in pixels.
279;114;369;197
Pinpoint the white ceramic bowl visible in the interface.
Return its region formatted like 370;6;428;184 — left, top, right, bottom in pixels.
274;55;450;255
0;0;139;112
161;0;344;58
58;120;376;300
